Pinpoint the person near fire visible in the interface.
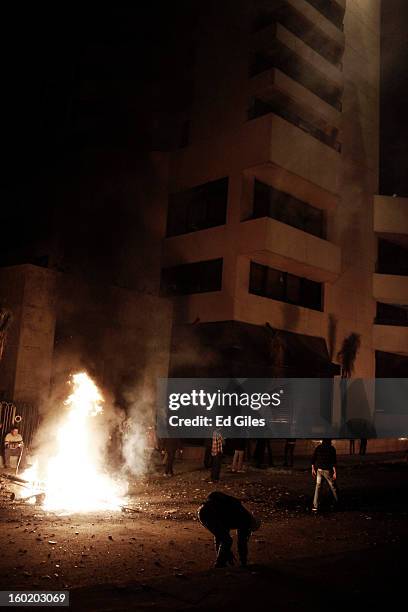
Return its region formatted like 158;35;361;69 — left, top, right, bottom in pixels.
198;491;261;567
162;437;183;477
311;438;339;513
4;426;26;470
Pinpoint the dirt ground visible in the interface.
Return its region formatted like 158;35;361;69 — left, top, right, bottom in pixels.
1;454;408;611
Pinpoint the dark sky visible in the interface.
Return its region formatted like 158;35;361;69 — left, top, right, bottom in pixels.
0;3;196;189
0;2;407;231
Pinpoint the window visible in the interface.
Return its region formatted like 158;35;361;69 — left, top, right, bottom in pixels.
161;258;223;296
377;239;408;276
252;180;326;238
375;302;408;327
375;350;408;378
249;262;323;311
166;178;228;237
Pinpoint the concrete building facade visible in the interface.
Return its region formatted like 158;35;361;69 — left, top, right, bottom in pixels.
161;0;407;435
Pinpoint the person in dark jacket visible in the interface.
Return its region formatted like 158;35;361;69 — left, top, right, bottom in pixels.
311;439;338;512
198;491;261;567
162;438;182;476
254;438;274;468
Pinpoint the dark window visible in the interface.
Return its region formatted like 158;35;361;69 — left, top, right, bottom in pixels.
305;0;345;31
249;262;323;311
375;350;408;378
249;42;343;110
252;180;326;238
253;5;344;66
161;258;223;296
248;95;340;151
375;302;408;326
166;178;228;237
377;239;408;276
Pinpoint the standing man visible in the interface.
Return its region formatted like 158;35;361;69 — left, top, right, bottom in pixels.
198;491;261;567
162;438;182;477
359;438;367;455
210;429;224;482
311;439;338;513
231;438;246;473
4;426;26;470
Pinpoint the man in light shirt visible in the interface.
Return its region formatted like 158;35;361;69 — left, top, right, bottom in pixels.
4;426;26;470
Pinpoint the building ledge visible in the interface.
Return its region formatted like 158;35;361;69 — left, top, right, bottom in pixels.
373;273;408;305
374;195;408;245
238;217;341;283
373;324;408;356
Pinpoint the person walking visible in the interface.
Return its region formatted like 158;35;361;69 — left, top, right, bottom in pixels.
311;439;339;513
210;430;224;482
198;491;261;567
231;438;246;472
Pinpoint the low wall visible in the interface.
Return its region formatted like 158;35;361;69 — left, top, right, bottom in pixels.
181;438;408;461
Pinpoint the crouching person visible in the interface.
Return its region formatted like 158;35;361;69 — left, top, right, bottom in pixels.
198;491;261;568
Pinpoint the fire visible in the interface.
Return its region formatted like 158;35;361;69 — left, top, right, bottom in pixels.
23;372;127;513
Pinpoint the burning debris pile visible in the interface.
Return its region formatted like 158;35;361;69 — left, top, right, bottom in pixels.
14;373;129;513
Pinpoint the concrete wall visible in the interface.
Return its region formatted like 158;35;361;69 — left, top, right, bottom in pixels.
0;264;173;413
0;265;56;405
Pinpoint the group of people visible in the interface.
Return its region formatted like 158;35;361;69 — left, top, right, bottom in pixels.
204;433;298;483
198;438;340;568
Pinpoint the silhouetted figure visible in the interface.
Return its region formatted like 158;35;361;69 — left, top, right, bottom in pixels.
231;438;246;472
284;439;296;467
359;438;367;455
198;491;261;567
349;439;356;455
311;439;338;512
162;438;182;476
254;438;274;468
203;437;213;469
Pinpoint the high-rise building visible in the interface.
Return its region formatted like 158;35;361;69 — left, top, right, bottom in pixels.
161;0;387;381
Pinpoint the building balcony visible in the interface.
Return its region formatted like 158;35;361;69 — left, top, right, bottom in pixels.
249;67;341;131
289;0;345;48
374;195;408;241
373;273;408;305
162;225;226;268
169;113;340;200
373;324;408;356
253;0;345;66
305;0;345;31
248;112;340;195
251;23;343;104
238;217;341;283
